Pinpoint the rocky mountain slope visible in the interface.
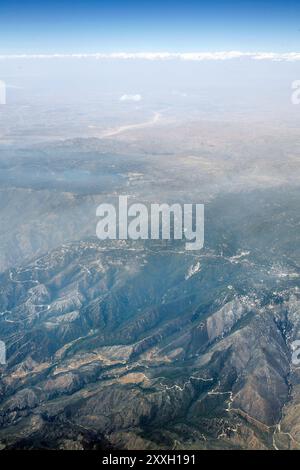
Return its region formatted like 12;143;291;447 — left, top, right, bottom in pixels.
0;188;300;450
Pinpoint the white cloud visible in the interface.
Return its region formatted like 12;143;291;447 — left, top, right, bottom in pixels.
120;94;142;102
1;51;300;62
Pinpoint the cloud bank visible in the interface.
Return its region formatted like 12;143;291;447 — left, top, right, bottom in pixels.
1;51;300;61
120;94;142;102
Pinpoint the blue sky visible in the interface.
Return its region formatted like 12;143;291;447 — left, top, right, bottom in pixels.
0;0;300;53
